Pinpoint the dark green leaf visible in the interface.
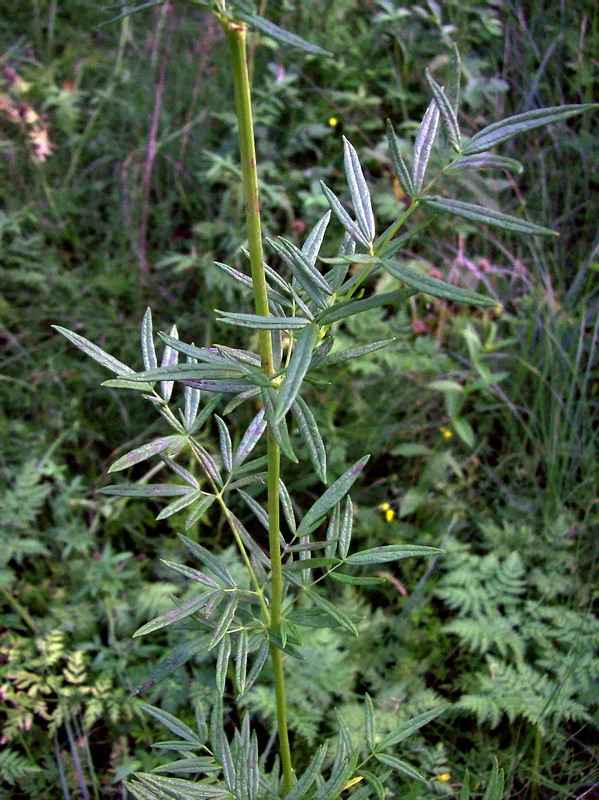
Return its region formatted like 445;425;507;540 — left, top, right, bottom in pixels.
346;545;441;565
156;490;204;521
261;387;298;462
291;397;327;483
276;323;319;422
420;195;558;236
210;595;238;650
364;694;376;751
383;259;496;306
185;494;216;529
214;416;233;473
235;630;249;694
178;535;236;588
374;753;426;783
282;557;340;571
284;744;327;800
139;704;200;743
98;483;194;498
132;773;231;798
315;288;416;325
386;120;415;197
445;154;523;174
447;44;461;112
314;339;396;368
160;561;220;590
189;440;222;486
134;638;208;695
152;758;219;775
297;455;369;536
338;496;353;559
329;573;385;586
376;705;449;750
108;435;184;473
308;591;359;636
361;769;386;800
462;103;597;155
217;311;310;330
215;635;231;693
232;408;267;469
233;10;330;55
482;759;505;800
279;479;297;533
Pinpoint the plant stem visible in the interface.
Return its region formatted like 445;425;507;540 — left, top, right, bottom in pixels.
223;17;293;794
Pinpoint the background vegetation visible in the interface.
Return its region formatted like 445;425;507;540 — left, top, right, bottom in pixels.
1;0;597;797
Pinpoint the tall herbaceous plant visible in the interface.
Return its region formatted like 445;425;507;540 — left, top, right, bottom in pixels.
54;2;595;798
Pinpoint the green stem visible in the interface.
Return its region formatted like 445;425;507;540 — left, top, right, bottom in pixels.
223;17;293;794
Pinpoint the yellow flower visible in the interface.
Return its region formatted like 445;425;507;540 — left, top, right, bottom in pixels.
328;116;339;127
436;773;451;782
385;508;396;523
439;426;453;439
378;502;391;511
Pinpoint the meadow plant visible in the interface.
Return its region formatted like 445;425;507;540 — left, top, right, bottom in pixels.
54;2;594;797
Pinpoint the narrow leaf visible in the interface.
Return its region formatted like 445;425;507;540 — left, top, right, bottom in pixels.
343;137;375;242
377;705;449;750
320;182;371;248
134;638;208;695
447;44;461;112
291;397;327;483
53;326;133;375
215;635;231;693
178;535;236;588
329;573;385;586
420;195;558;236
141;308;158;370
133;594;214;638
463;103;597;155
308;591;359;636
139;704;200;743
98;483;194;498
386;120;415;197
160;324;178;401
302;211;332;266
235;630;249;694
214;416;233;473
297;455;369;536
240;639;270;696
232;408;267;469
346;545;441;565
315;288;416;325
279;479;297;533
276;323;319;422
261;387;298;462
156;490;204;521
233;10;330;55
445;153;523;174
284;744;327;800
383;259;496;306
210;595;238;650
314;338;396;368
374;753;426;783
108;435;183;473
425;70;460;151
338;496;353;559
364;694;376;751
412;100;440;193
189;440;222;486
217;311;310;330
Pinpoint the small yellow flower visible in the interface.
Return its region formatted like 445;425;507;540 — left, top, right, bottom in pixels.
385;508;396;523
436;773;451;782
328;116;339;127
378;502;391;511
439;426;453;439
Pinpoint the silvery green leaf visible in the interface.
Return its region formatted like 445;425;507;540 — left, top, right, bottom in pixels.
185;494;216;529
215;635;231;693
156;489;203;521
161;561;221;590
133;593;213;638
345;545;440;565
141;307;158;371
108;435;183;472
334;709;353;758
291;397;327;483
320;181;371;248
152;758;220;775
315;288;416;325
361;769;386;800
240;638;269;696
282;557;339;571
412;100;440;193
302;210;331;267
217;311;311;330
278;479;297;534
157;334;231;366
235;629;248;694
267;237;332;309
214;261;291;307
308;591;358;636
329;573;385;586
447;44;461;112
139;704;201;743
314;338;396;368
98;483;194;498
483;759;505;800
343;137;375;242
178;535;236;588
310;756;354;800
338;496;353;559
210;595;238;650
184;366;201;432
132;773;231;798
160;324;178;401
425;70;460;151
237;489;268;530
232;10;330;55
462;103;597;155
189;440;222;486
383;259;496;306
232;408;267;469
374;753;426;783
445;153;523;174
214;416;233;473
283;745;327;800
101;377;155;391
276;323;319;422
420;195;558;236
386;120;415;197
376;705;449;750
297;455;369;536
261;387;298;462
122;363;244;382
53;326;133;375
325;503;340;558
